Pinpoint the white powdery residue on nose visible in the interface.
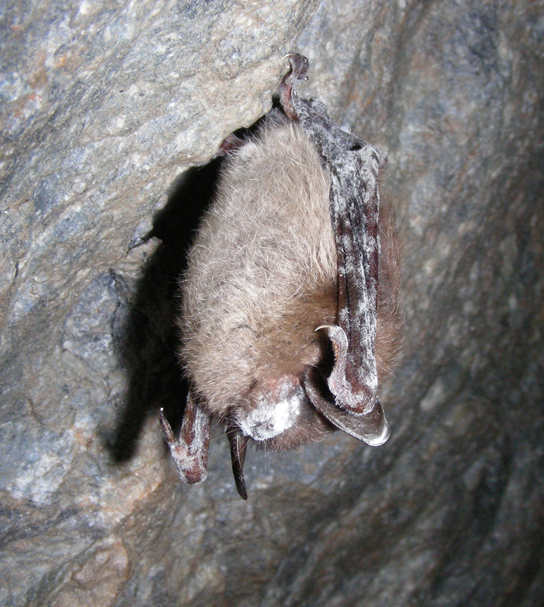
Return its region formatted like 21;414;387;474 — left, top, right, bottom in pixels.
236;382;303;441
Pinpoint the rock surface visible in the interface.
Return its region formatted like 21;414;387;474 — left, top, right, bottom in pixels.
1;0;543;605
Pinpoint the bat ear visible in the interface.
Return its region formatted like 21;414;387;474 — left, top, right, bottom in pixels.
227;428;249;500
302;367;391;447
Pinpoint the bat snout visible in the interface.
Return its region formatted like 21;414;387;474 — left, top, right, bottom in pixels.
234;375;305;441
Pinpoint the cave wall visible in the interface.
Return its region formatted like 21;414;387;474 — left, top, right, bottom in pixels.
1;0;543;605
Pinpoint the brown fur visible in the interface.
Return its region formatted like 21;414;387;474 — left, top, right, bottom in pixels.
179;120;401;450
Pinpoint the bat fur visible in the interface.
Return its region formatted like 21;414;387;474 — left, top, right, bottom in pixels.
179;116;402;452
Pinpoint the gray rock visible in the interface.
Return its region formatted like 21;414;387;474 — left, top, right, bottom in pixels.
1;0;543;605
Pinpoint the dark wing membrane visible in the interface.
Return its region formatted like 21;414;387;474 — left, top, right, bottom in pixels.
292;91;390;446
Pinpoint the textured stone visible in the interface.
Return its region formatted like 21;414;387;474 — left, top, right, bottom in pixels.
1;0;543;605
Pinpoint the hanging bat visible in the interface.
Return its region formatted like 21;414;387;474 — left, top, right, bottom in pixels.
159;53;401;499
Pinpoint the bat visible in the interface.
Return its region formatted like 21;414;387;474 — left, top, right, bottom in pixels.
159;54;401;499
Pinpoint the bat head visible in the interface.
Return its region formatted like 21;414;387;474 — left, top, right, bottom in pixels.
230;372;334;451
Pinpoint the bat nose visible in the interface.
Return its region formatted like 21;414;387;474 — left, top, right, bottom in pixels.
234;376;305;441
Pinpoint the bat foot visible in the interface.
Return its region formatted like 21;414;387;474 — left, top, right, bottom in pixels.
219;133;245;155
280;53;309;121
159;406;210;484
283;53;309;81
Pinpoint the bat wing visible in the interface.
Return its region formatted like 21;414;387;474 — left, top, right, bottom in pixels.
292;92;390;447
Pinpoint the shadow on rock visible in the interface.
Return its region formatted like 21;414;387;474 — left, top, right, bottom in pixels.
106;157;223;464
